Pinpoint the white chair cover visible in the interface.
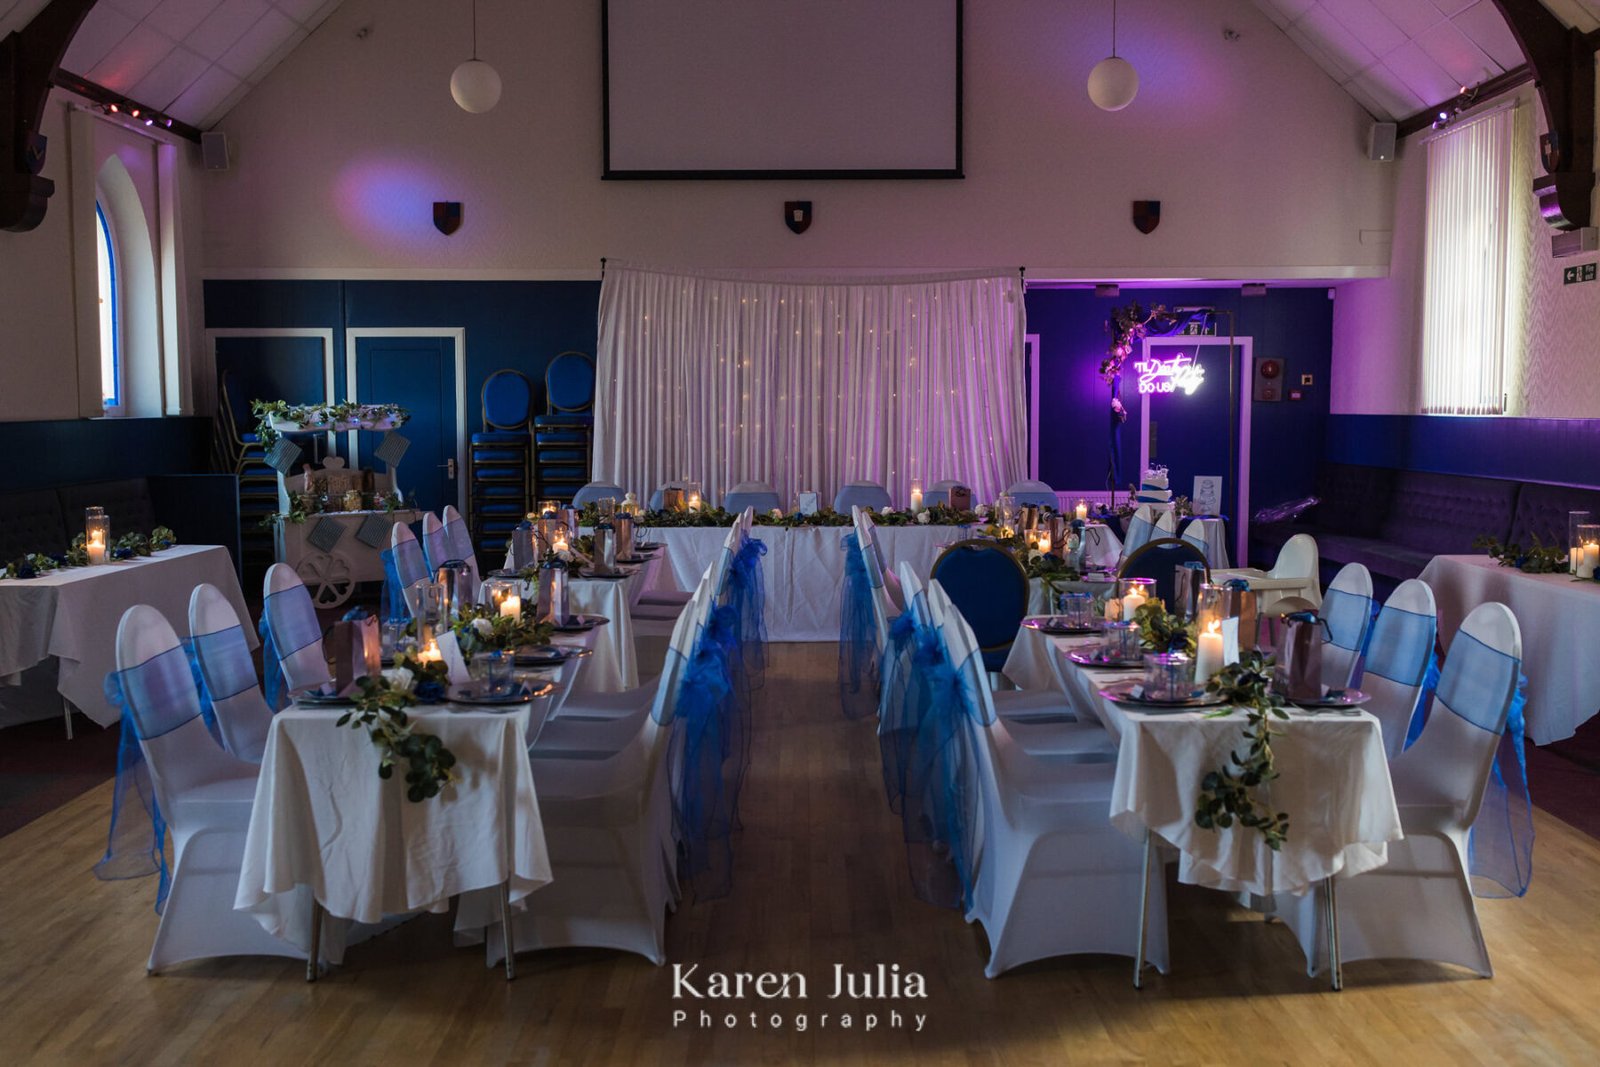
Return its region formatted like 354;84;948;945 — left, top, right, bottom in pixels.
261;564;332;706
1363;580;1439;760
1319;563;1375;691
189;583;274;763
421;512;451;576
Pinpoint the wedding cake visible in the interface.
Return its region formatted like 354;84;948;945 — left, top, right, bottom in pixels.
1135;465;1173;505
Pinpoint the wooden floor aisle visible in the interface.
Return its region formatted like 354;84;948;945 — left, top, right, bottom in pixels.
2;643;1598;1065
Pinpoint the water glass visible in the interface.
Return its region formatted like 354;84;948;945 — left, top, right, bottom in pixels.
471;651;513;695
1143;652;1196;701
1053;590;1094;629
380;621;407;659
1101;620;1142;662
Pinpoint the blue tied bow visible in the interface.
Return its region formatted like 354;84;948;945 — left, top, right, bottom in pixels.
838;532;878;719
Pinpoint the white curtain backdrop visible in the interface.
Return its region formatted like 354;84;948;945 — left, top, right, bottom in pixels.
593;263;1028;509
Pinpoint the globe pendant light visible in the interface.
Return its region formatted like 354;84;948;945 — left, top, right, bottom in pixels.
1087;0;1138;112
451;0;502;113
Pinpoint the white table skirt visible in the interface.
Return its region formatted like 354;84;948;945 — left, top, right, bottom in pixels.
0;546;255;727
237;704;553;962
1005;627;1400;897
640;525;970;641
1420;553;1600;744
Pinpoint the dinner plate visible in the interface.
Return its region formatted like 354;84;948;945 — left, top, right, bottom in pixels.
1098;679;1226;710
1022;616;1097;636
447;679;554;706
1294;688;1371;709
576;567;637;581
1067;645;1145;669
297;691;357;707
553;613;609;632
513;644;591;667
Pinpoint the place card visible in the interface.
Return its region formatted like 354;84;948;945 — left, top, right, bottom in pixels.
1220;616;1241;665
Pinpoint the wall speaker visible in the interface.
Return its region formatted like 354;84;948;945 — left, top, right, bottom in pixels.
1367;122;1396;162
1254;357;1284;402
201;131;229;171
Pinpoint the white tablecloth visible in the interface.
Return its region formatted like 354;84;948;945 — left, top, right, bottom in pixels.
1004;627;1401;897
566;553;661;693
1420;553;1600;744
0;546;254;727
640;525;970;641
236;703;553;961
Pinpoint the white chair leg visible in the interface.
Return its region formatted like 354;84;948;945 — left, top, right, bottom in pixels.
1325;876;1343;991
1134;828;1153;990
500;880;516;981
63;699;74;740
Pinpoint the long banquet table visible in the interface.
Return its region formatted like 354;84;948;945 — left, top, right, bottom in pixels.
0;545;255;727
1420;553;1600;744
640;524;971;641
1005;623;1401;896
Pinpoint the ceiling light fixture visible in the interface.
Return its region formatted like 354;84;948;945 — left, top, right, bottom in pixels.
1088;0;1139;112
450;0;501;114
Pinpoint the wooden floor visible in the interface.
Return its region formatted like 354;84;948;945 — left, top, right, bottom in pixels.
2;643;1598;1066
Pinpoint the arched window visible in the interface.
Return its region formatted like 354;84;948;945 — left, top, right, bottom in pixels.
95;200;122;412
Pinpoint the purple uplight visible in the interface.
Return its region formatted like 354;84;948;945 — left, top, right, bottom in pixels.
333;158;454;249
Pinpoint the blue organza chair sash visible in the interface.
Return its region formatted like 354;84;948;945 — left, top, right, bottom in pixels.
259;587;325;709
877;606;922;810
839;532;878;720
1433;630;1533;898
95;645;212;911
422;525;450;575
380;536;428;621
1320;587;1374;653
668;604;747;901
727;533;768;690
189;624;261;708
1364;604;1440;747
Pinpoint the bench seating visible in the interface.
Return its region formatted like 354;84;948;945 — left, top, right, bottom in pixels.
0;475;240;572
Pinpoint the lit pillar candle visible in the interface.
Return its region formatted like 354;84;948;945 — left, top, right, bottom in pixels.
499;594;521;619
1075;500;1089;521
1584;542;1600;579
86;533;107;565
1122;587;1146;621
1194;621;1224;685
552;533;570;555
687;492;702;512
910;487;923;513
1036;533;1052;554
418;642;442;664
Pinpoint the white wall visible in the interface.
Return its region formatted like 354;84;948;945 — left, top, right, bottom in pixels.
1332;83;1600;418
0;95;206;423
200;0;1396;281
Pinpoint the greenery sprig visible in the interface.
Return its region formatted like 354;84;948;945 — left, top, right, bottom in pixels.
1195;652;1291;850
338;671;457;802
1474;533;1569;575
449;604;555;655
3;526;179;579
1133;599;1196;655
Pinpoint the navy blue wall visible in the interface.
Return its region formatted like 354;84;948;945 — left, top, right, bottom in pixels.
0;417;213;492
1325;415;1600;488
1025;287;1336;511
203;280;603;422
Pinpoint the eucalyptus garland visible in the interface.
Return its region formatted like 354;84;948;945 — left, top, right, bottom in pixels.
2;526;177;579
1473;533;1569;575
251;399;411;448
1196;652;1291;850
449;604;555;655
1133;599;1197;655
339;665;457;803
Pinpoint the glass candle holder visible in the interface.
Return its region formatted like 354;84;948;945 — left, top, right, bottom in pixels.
1117;577;1157;620
1143;652;1196;701
685;480;704;512
483;574;522;618
1101;620;1142;662
1578;524;1600;579
1197;580;1257;653
84;507;110;565
1074;498;1090;521
538;500;560;519
1570;511;1593;573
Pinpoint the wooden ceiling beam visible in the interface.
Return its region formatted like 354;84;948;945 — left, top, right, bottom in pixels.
1;0;98;232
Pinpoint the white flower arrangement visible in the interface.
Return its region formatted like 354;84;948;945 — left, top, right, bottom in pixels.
470;617;494;638
381;666;415;692
916;512;930;525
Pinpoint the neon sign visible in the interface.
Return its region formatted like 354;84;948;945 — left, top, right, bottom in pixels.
1133;353;1205;395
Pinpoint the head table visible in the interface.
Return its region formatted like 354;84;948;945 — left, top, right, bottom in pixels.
1419;553;1598;745
639;524;970;641
0;545;254;728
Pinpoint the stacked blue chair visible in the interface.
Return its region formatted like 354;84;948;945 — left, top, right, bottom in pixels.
532;351;596;506
469;370;535;561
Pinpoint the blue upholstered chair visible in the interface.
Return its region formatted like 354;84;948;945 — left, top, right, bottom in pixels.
572;482;627;508
923;479;963;508
724;482;782;514
1116;537;1210;609
1006;479;1058;508
929;538;1030;672
833;481;891;514
469;370;535;559
529;351;597;505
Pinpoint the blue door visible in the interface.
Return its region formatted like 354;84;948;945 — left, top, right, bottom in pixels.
353;335;458;514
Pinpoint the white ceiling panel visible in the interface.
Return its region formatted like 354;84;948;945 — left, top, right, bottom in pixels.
1251;0;1596;121
0;0;345;128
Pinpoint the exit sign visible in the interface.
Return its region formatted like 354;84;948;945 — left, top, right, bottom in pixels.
1562;263;1597;284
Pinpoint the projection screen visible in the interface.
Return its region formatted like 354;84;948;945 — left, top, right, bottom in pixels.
602;0;963;179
